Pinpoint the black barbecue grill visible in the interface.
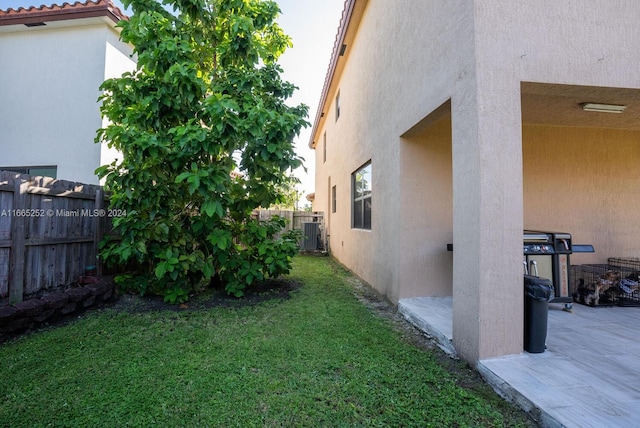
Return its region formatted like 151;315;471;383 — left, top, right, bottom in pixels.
447;230;594;310
523;230;594;310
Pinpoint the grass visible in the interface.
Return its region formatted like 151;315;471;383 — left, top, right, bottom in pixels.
0;256;535;427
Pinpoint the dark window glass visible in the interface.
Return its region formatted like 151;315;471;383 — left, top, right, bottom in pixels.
1;166;57;178
363;196;372;229
331;185;336;213
323;132;327;163
352;162;371;229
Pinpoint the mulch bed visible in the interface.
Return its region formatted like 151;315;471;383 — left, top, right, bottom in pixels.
111;279;302;313
0;278;301;344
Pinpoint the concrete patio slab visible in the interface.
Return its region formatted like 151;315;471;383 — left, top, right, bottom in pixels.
398;297;640;428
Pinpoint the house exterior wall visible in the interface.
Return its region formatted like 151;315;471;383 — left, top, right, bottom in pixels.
315;0;469;300
462;1;640;361
0;20;134;184
100;26;136;174
523;125;640;262
398;117;454;300
313;0;640;363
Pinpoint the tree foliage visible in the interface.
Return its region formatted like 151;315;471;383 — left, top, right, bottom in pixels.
96;0;308;301
268;172;300;210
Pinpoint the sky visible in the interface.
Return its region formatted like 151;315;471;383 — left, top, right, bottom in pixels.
0;0;346;207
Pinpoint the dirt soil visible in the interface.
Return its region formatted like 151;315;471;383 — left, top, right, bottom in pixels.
109;279;302;313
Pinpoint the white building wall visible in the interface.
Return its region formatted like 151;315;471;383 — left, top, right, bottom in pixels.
100;27;136;178
0;20;134;184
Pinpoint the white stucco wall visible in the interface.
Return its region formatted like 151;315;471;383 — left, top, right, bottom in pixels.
0;19;134;184
314;0;640;363
100;27;136;178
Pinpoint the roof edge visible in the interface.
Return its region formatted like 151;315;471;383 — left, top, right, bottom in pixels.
0;0;128;27
308;0;357;149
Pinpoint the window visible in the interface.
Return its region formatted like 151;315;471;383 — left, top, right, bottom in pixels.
331;185;336;213
352;162;371;229
323;132;327;163
1;165;57;178
335;90;341;121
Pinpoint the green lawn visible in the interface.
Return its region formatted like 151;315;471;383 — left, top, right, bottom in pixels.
0;256;535;427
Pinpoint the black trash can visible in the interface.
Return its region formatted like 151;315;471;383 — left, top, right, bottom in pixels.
524;275;554;353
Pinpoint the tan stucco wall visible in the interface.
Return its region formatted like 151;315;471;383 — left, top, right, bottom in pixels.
393;122;640;300
313;0;640;363
314;0;468;300
398;117;453;299
523;125;640;262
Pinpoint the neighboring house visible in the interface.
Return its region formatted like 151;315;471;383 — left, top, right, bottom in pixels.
0;0;134;184
310;0;640;364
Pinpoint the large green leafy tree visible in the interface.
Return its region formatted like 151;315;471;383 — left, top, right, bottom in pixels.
97;0;308;301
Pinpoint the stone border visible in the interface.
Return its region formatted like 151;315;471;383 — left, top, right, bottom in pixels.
0;278;116;343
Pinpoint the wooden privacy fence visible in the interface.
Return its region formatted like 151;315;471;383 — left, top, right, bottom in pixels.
0;171;111;304
256;210;326;251
0;174;324;306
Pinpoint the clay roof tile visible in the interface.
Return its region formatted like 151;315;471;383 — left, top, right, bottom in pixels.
0;0;128;27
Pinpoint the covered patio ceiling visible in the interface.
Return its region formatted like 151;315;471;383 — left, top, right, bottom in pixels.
521;82;640;130
403;82;640;138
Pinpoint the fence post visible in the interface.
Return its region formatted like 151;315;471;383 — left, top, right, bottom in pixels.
9;178;28;304
94;188;104;276
285;210;294;233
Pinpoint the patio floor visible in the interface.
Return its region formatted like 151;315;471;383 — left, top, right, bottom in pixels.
398;297;640;428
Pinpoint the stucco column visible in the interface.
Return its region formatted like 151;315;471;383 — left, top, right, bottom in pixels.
451;75;524;363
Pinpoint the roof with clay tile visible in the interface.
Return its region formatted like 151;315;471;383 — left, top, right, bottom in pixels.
0;0;128;27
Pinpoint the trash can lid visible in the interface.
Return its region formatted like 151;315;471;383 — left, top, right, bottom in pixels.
524;274;554;301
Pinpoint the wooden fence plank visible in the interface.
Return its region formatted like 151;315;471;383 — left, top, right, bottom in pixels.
0;172;328;302
94;189;104;276
0;181;10;300
0;190;12;240
25;237;95;246
9;178;28;304
0;172;119;302
255;210;326;251
26;186;96;200
0;249;8;299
